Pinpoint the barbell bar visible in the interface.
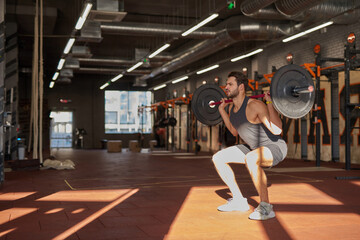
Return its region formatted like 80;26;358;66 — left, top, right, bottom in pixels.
191;64;316;126
209;85;314;107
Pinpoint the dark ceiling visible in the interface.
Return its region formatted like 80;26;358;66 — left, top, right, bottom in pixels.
5;0;360;89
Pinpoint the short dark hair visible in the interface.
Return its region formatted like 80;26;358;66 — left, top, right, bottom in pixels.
228;71;248;91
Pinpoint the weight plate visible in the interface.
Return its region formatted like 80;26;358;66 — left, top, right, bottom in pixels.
191;84;227;126
270;64;315;119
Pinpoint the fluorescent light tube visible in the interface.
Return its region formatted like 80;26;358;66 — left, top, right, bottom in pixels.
57;59;65;70
172;76;188;84
75;3;93;30
52;72;59;80
100;82;110;90
111;74;123;82
127;62;143;72
231;48;263;62
149;44;170;58
63;38;75;54
283;21;333;43
154;84;166;91
196;64;219;75
182;13;219;37
49;81;55;88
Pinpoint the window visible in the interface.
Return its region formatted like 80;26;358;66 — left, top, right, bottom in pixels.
49;111;73;148
105;111;117;124
105;91;152;133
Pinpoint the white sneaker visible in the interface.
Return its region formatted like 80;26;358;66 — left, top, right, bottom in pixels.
249;202;276;220
217;198;250;212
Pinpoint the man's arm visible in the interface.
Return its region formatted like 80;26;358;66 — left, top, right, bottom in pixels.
266;102;282;129
218;99;238;136
253;101;282;135
264;91;282;129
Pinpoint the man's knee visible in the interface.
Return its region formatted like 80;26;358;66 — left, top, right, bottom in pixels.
212;151;223;166
245;152;260;168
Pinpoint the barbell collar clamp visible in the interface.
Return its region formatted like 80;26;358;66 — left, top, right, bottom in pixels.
292;85;314;96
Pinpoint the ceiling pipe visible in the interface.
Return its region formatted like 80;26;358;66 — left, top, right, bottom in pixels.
241;0;278;15
101;22;217;39
74;68;151;75
77;57;164;67
139;16;292;81
139;0;360;82
243;0;360;25
275;0;327;17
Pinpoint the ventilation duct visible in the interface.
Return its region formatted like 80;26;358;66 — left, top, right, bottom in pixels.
76;57;164;68
56;78;72;84
74;68;151;75
64;57;80;69
60;69;73;78
275;0;327;17
88;0;127;22
139;16;292;81
70;46;92;58
241;0;278;15
78;21;103;43
242;0;360;25
300;0;360;26
101;22;216;39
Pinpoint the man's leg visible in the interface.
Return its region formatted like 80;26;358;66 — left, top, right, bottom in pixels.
212;146;250;212
245;146;273;202
245;146;275;220
212;146;247;200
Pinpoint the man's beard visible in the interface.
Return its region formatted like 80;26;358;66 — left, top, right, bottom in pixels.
227;89;239;98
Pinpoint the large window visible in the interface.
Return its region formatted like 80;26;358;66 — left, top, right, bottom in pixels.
105;91;153;133
50;111;73;148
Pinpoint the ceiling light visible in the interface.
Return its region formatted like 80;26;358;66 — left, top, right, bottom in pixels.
52;72;59;80
63;38;75;54
154;84;166;91
149;44;170;58
196;64;219;75
49;81;55;88
282;21;333;43
172;76;188;84
182;13;219;37
75;2;93;30
111;74;123;82
127;62;143;72
231;49;263;62
100;82;110;90
57;59;65;70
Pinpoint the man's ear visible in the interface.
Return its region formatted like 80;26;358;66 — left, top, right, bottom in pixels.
239;83;244;91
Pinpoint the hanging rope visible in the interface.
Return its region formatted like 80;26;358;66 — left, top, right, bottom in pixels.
39;0;44;164
28;0;43;163
29;0;39;157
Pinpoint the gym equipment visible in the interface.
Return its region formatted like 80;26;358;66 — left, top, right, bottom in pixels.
270;64;315;119
191;84;227;126
191;64;315;125
159;117;177;127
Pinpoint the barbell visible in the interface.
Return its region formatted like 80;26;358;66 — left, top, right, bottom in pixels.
191;64;315;126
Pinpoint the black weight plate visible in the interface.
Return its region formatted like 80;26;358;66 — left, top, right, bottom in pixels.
168;117;177;127
270;64;315;119
191;84;227;126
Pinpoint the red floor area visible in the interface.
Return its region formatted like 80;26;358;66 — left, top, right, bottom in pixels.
0;149;359;240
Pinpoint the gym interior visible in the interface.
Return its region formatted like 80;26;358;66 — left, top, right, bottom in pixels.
0;0;359;239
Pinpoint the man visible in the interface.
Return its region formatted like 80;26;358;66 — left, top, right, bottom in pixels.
212;71;287;220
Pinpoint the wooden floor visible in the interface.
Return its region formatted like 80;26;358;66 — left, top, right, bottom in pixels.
0;148;359;240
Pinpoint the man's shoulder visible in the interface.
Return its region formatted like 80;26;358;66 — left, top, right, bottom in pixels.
247;98;265;109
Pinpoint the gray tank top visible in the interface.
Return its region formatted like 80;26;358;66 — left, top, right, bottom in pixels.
229;96;285;150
